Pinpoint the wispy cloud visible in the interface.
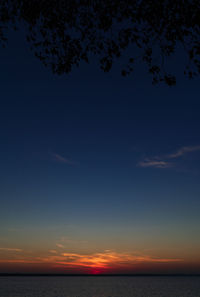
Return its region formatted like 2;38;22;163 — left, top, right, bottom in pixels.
42;250;183;269
51;153;75;165
138;160;172;168
138;145;200;169
167;145;200;159
56;243;65;248
0;247;22;252
0;250;182;270
59;251;182;269
49;250;58;254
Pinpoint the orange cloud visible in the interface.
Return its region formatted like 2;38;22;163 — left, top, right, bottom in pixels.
12;251;182;267
59;251;182;269
0;247;23;252
0;249;183;272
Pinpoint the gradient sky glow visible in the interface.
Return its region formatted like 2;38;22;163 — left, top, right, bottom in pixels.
0;28;200;274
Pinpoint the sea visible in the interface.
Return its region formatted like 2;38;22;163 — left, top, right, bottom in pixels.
0;276;200;297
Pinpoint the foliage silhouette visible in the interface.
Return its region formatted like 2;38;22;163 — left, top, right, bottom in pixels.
0;0;200;85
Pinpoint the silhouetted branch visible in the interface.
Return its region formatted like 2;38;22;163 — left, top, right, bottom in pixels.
0;0;200;85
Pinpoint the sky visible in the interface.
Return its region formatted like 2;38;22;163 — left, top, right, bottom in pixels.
0;27;200;274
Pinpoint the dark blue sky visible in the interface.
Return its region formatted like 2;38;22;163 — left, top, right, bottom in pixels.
0;28;200;273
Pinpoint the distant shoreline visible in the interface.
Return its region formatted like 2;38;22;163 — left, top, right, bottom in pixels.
0;273;200;277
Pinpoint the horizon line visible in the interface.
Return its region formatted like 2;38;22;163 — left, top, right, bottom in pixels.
1;273;200;277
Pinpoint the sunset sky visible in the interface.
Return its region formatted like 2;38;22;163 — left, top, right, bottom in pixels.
0;28;200;274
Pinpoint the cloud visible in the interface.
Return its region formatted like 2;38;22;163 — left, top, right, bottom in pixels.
167;145;200;159
0;247;22;252
51;153;75;165
138;145;200;169
39;250;183;269
138;159;172;168
56;243;64;248
49;250;58;254
0;249;183;272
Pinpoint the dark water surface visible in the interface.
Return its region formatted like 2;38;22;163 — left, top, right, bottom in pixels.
0;276;200;297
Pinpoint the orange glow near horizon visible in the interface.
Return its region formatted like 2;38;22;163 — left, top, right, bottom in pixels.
0;248;188;273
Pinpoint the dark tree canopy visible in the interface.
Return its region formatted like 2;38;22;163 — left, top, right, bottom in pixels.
0;0;200;85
